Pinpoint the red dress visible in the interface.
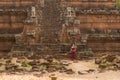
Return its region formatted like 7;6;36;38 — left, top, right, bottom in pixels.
70;47;76;60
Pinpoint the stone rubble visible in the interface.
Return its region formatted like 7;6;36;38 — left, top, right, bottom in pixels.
95;54;120;71
0;57;75;74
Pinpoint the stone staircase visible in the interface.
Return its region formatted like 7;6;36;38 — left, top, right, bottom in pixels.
40;27;61;53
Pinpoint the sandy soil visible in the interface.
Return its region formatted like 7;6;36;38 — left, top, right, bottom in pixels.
0;60;120;80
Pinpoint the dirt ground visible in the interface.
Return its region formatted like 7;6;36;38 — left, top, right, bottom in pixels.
0;60;120;80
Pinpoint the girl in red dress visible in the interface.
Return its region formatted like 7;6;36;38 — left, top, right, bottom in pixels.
70;43;77;61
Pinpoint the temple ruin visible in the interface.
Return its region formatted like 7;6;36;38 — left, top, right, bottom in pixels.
0;0;120;56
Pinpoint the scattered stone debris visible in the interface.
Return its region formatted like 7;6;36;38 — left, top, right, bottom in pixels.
11;58;18;64
78;69;95;75
65;69;74;74
78;71;88;75
33;73;42;77
86;69;95;73
49;74;57;80
0;58;74;74
95;54;120;71
0;64;6;72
